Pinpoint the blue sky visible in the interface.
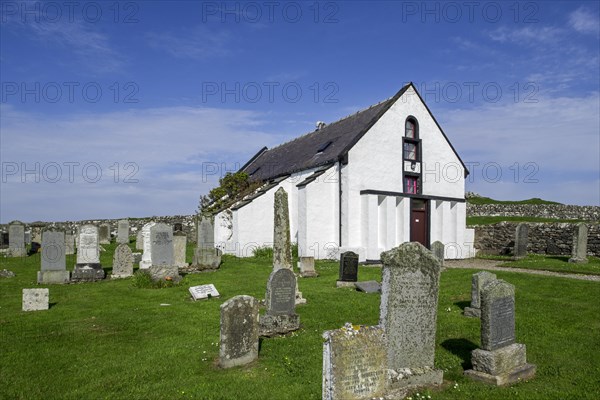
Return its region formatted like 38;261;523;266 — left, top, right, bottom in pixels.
1;0;599;223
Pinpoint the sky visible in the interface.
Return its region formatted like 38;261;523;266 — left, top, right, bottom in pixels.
1;0;599;223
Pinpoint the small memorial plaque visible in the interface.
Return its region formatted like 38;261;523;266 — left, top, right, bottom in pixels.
189;284;220;300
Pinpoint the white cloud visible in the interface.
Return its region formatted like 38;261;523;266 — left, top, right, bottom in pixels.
569;7;600;35
489;26;565;44
146;26;232;60
441;93;600;205
0;104;282;222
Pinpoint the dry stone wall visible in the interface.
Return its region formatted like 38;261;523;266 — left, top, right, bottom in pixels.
467;204;600;221
473;222;600;257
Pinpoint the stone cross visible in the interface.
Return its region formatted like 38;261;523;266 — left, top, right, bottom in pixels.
464;271;497;318
273;187;292;270
111;243;134;278
37;228;70;284
465;279;536;385
117;219;129;244
513;223;528;259
568;223;588;264
379;242;443;388
8;221;26;257
219;295;259;368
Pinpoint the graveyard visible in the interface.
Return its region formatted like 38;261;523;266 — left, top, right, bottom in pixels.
1;236;599;399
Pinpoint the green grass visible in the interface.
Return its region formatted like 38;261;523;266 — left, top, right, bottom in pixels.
467;216;585;226
1;246;599;399
467;196;562;205
499;254;600;276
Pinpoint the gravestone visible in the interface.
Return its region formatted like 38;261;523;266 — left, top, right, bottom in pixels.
72;224;105;281
149;223;178;281
355;280;381;293
464;271;497;318
273;187;292;270
513;223;528;260
431;241;445;268
323;324;388;400
22;288;49;311
139;222;156;268
298;256;318;277
192;215;221;270
111;243;134;278
136;230;144;250
260;268;300;336
174;222;183;232
189;284;220;300
379;242;443;389
337;251;358;287
8;221;26;257
569;223;588;264
99;223;111;244
173;232;188;267
37;228;70;284
24;231;31;245
219;295;259;368
65;233;75;255
1;231;9;246
465;279;536;385
117;219;129;244
30;221;46;245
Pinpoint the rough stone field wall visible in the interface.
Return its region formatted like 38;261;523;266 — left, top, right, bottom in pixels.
467;203;600;221
472;222;600;257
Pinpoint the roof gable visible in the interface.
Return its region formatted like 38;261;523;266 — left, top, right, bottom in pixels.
240;83;468;181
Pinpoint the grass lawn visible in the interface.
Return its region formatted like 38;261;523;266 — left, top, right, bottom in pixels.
466;216;585;226
496;254;600;276
1;244;599;399
466;197;561;205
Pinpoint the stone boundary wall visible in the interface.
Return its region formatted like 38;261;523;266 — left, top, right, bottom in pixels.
467;204;600;221
473;222;600;257
0;215;198;245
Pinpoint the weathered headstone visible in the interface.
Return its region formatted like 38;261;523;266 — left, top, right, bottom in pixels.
139;222;156;269
24;231;31;245
136;230;144;250
148;223;178;281
337;251;358;287
117;219;129;244
465;279;536;385
65;233;75;255
173;232;188;267
464;271;497;318
22;288;49;311
273;187;292;270
431;241;445;268
355;280;381;293
219;295;259;368
111;243;134;278
72;224;105;282
513;223;528;260
37;228;70;284
189;284;220;300
192;215;221;270
379;242;443;389
30;221;46;245
99;223;111;244
298;256;318;277
8;221;26;257
260;268;300;336
569;223;588;264
323;324;388;400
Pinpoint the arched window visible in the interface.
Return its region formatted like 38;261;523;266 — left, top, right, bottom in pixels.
405;118;417;139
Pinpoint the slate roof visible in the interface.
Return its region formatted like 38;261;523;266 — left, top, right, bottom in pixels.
240;83;467;182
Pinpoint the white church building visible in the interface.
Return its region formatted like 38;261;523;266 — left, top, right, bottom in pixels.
214;83;476;261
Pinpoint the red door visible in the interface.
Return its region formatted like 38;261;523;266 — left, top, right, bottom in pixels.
410;199;428;247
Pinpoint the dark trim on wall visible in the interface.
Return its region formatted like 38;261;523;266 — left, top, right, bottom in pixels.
359;189;466;203
338;162;343;247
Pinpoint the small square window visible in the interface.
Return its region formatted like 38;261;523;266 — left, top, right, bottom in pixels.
403;142;417;160
405;120;416;138
405;176;419;194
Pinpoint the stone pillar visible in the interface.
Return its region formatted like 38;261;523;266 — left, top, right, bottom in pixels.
568;223;588;264
273;187;292;271
513;223;528;260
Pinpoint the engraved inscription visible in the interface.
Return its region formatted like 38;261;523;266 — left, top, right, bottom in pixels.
489;296;515;350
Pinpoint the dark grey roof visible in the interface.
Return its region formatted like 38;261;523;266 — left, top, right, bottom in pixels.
241;83;468;182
